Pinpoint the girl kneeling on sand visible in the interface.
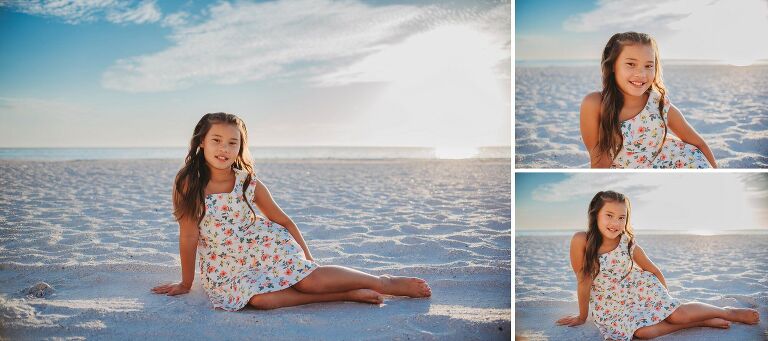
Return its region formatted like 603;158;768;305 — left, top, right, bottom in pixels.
557;190;759;340
152;113;431;311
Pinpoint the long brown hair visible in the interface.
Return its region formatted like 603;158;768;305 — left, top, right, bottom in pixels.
172;113;257;226
582;190;635;280
597;32;668;164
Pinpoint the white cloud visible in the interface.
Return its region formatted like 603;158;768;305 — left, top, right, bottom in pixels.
100;0;509;92
105;0;160;24
531;173;767;230
531;173;659;202
160;10;189;28
560;0;768;63
314;5;509;86
563;0;693;32
2;0;161;24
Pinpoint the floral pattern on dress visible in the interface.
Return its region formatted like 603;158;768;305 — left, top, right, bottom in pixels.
611;89;710;168
589;233;680;341
198;168;318;311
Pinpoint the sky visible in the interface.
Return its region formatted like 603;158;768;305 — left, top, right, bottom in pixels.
516;0;768;65
0;0;511;148
516;172;768;232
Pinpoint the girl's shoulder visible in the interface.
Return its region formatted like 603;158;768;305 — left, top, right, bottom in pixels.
580;91;602;118
571;231;588;250
582;91;602;107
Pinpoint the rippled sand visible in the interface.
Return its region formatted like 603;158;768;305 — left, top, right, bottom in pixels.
515;65;768;168
0;159;511;339
515;234;768;340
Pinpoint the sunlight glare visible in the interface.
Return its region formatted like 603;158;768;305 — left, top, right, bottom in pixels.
434;147;479;159
335;24;509;147
665;0;768;64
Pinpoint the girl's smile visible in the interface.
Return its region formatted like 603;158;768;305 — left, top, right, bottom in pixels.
597;201;627;239
614;44;655;98
200;123;241;170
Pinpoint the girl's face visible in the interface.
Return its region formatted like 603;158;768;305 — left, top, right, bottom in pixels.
200;123;241;171
613;44;656;98
596;200;627;240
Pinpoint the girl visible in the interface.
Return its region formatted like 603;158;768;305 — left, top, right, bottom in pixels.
556;191;759;340
151;113;431;311
580;32;718;168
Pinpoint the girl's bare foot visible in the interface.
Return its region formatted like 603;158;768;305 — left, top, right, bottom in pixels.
348;289;385;304
725;307;760;324
379;275;432;298
699;318;730;329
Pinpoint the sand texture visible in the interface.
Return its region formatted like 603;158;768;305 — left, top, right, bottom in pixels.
515;65;768;168
0;159;511;340
516;234;768;340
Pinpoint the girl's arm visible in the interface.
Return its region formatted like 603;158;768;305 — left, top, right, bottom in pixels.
251;178;314;261
666;105;718;168
580;92;612;168
178;215;200;289
632;245;668;289
151;206;199;296
556;231;592;326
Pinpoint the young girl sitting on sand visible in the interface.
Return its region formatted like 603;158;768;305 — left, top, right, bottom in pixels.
151;113;431;311
556;191;759;340
580;32;717;168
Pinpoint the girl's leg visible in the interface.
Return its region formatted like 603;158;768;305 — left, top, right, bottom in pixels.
248;287;384;310
291;265;431;298
666;302;760;325
634;318;730;339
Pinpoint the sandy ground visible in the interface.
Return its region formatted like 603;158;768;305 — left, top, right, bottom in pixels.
515;233;768;340
515;65;768;168
0;159;511;340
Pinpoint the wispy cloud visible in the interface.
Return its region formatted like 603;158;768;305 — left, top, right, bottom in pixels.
105;0;160;24
1;0;162;24
100;0;509;92
529;173;768;230
314;4;509;86
561;0;768;62
531;173;659;203
160;10;189;28
563;0;694;32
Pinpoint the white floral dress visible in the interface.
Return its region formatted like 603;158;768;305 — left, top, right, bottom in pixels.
611;89;710;168
197;168;318;311
589;233;680;341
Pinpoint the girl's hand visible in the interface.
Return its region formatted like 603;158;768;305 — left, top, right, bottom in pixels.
556;314;587;327
151;282;191;296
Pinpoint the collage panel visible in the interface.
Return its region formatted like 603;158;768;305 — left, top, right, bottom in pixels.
514;172;768;340
516;1;768;169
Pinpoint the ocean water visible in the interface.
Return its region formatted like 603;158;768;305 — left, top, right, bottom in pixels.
0;146;510;161
515;64;768;168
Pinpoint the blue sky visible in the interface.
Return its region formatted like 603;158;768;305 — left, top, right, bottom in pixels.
0;0;510;148
516;173;768;231
516;0;768;63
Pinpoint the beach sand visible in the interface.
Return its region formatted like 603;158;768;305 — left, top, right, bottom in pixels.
0;159;511;340
515;65;768;168
515;234;768;340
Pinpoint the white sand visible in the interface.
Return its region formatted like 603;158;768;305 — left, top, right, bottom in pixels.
0;159;511;340
515;233;768;340
515;65;768;168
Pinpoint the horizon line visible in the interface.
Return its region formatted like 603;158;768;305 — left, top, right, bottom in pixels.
0;145;512;149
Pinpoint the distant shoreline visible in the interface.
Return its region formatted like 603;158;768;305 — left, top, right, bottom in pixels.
516;59;768;67
0;146;511;161
516;229;768;236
